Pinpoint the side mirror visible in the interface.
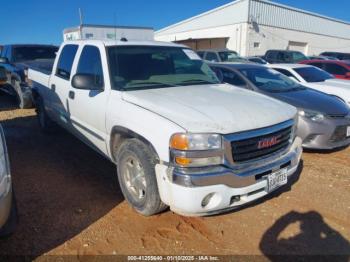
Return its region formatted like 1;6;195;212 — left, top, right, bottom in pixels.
71;74;103;90
0;57;9;64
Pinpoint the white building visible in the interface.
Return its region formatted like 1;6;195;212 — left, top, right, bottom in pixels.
155;0;350;56
63;24;154;41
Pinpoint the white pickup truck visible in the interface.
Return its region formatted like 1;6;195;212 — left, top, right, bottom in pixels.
28;40;302;216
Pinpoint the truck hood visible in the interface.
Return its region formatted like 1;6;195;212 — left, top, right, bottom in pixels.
121;84;296;134
263;87;349;116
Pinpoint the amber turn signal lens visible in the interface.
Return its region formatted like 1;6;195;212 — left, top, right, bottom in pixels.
175;156;192;166
170;134;189;150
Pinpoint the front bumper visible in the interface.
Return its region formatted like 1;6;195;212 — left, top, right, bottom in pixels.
297;115;350;150
156;137;302;216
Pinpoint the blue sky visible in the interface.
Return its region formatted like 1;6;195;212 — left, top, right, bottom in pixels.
1;0;350;45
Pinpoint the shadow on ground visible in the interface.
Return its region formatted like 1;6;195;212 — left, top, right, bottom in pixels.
260;210;350;261
0;112;123;257
0;92;18;111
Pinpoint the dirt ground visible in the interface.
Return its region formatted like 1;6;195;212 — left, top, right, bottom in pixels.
0;93;349;259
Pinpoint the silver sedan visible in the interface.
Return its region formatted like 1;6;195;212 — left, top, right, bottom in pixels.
0;124;17;237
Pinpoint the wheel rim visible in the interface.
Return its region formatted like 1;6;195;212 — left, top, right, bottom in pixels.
121;155;146;201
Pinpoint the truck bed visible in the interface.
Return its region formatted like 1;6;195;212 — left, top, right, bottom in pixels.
28;63;52;88
24;59;54;75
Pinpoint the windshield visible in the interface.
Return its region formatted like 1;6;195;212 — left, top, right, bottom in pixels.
294;67;334;82
218;51;245;62
13;46;58;62
291;52;308;62
107;46;219;90
238;67;304;92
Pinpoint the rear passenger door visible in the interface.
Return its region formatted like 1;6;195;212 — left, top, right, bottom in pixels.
67;44;110;155
49;44;79;126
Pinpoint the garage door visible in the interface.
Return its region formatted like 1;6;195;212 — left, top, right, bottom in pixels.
287;41;308;54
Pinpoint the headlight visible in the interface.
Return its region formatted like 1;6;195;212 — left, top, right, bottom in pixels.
170;133;223;167
298;110;325;122
0;128;11;197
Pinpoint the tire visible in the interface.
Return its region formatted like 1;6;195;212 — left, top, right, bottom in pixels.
0;192;18;238
36;96;56;133
11;79;32;109
116;139;167;216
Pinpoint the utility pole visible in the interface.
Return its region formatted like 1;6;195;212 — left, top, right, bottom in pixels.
79;8;83;39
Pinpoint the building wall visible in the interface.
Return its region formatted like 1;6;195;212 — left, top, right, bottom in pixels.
64;27;154;41
249;0;350;40
246;24;350;56
156;23;249;54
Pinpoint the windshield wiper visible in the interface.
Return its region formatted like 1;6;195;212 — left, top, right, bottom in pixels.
180;79;217;85
127;82;176;88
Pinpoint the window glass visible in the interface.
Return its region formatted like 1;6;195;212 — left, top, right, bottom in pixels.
218;51;247;63
215;67;246;87
76;45;104;87
272;68;295;78
291;52;308;62
107;46;219;90
13;46;58;62
294;67;334;82
325;63;348;75
307;62;324;69
239;68;304;92
197;51;205;58
205;52;219;62
56;45;78;80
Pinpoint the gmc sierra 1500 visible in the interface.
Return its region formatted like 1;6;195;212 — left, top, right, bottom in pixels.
28;40;302;216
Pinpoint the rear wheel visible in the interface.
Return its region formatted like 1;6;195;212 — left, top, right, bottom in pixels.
36;96;56;133
116;139;167;216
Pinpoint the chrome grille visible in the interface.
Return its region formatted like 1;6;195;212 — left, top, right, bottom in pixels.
230;124;293;163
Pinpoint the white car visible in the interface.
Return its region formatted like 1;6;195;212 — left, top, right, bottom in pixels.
28;40;302;216
269;64;350;106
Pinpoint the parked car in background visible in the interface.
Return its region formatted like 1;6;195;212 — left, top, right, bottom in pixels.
264;50;308;64
197;49;250;63
245;56;268;64
0;125;17;237
308;55;338;61
269;64;350;107
320;51;350;60
300;60;350;80
210;63;350;150
0;44;58;108
28;40;302;216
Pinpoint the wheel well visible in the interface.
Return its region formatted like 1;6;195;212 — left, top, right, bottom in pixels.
110;126;159;163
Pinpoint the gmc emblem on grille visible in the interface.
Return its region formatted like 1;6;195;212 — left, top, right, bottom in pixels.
258;136;281;149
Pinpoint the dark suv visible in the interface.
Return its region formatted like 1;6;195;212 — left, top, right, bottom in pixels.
0;44;58;108
320;52;350;60
264;50;308;64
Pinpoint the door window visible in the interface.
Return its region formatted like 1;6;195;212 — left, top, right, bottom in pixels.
56;45;78;80
76;45;104;88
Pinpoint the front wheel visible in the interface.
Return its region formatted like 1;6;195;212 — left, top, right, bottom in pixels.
116;139;167;216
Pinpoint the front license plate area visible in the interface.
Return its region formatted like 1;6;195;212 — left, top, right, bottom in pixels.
267;168;288;192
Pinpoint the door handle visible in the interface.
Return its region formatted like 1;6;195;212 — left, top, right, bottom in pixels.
69;91;75;99
51;84;56;91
